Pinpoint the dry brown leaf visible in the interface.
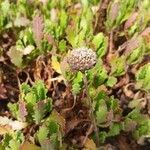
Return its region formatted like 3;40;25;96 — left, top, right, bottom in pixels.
0;116;27;131
19;141;41;150
0;125;12;135
23;45;34;55
51;56;62;74
0;83;7;99
82;138;97;150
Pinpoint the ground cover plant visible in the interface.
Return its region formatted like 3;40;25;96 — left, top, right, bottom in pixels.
0;0;150;149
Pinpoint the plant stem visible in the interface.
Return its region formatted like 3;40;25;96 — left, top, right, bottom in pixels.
83;73;100;146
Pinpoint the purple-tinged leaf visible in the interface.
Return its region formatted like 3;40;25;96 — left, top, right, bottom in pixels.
32;15;44;48
19;101;28;122
124;12;138;29
109;2;120;22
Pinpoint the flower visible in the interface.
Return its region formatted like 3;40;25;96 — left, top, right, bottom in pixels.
67;47;97;72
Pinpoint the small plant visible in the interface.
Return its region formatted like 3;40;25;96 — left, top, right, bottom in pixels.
0;0;150;149
8;80;52;124
66;47;100;146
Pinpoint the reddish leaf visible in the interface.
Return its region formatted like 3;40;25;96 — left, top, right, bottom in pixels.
141;27;150;36
141;27;150;42
124;12;138;29
19;101;28;122
125;38;140;55
32;15;44;48
109;2;120;22
0;83;7;99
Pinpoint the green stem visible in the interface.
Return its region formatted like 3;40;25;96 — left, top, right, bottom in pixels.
83;73;100;146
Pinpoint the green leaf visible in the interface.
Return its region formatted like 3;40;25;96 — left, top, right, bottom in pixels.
60;10;68;30
108;97;120;113
47;120;59;135
37;126;49;144
21;83;31;94
92;33;108;57
135;63;150;90
110;55;126;76
96;99;108;124
72;72;83;95
106;76;117;87
32;80;48;101
133;119;150;140
88;60;108;87
72;83;82;95
99;131;107;143
33;99;52;124
24;92;37;106
127;109;143;123
7;103;19;119
106;0;138;30
123;118;137;132
66;26;77;47
2;131;24;150
58;40;66;52
107;123;122;137
1;0;10;16
127;46;145;65
7;46;23;68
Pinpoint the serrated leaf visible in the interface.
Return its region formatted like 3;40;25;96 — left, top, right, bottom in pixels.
108;98;120;113
33;99;52;124
58;40;66;52
37;126;49;144
32;80;48;101
7;103;19;119
106;0;138;30
108;123;122;137
135;63;150;90
110;55;126;76
127;46;144;65
123;118;137;132
7;46;23;68
2;131;24;150
24;92;37;108
99;131;107;143
88;60;108;87
92;33;108;57
106;76;117;87
96;99;108;124
60;10;68;29
72;72;83;95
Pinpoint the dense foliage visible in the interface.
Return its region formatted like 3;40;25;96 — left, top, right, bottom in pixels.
0;0;150;149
